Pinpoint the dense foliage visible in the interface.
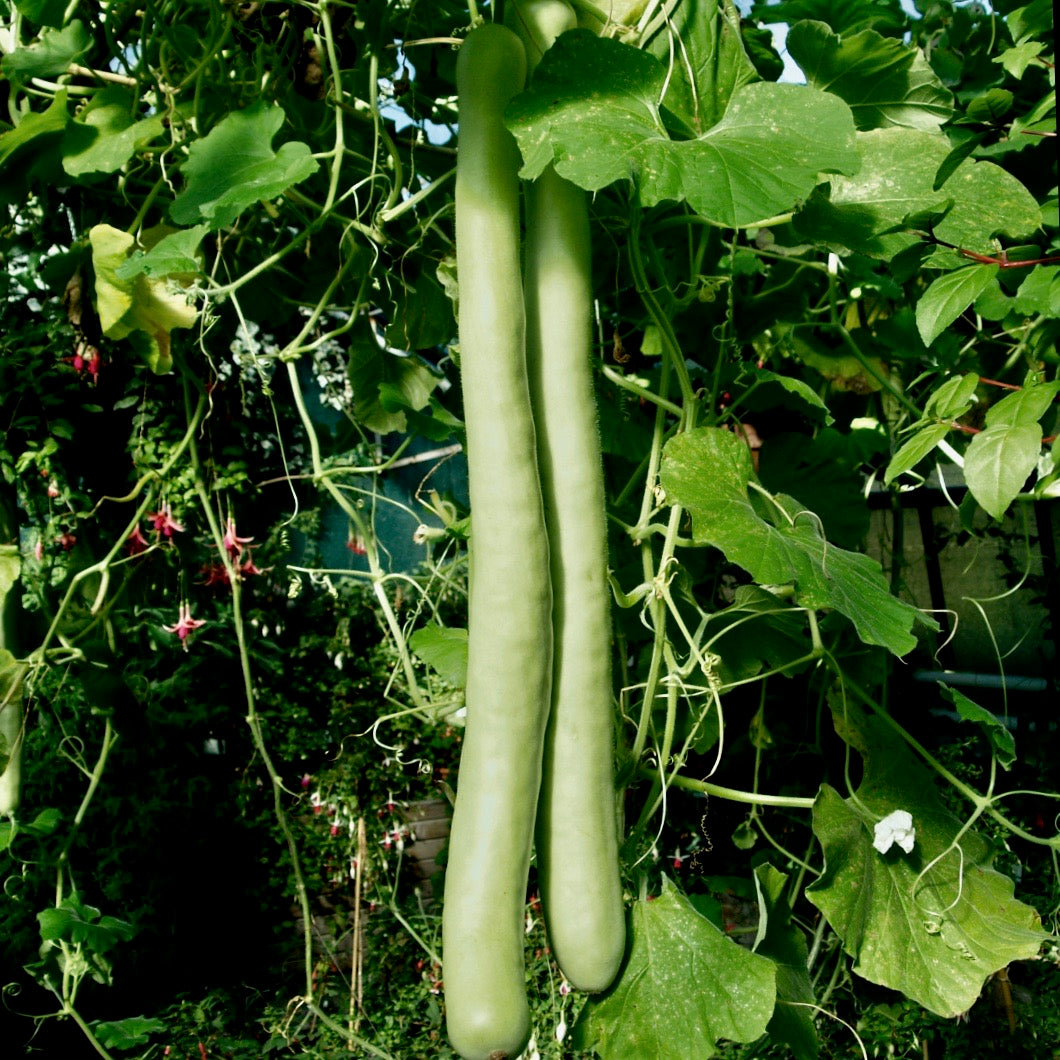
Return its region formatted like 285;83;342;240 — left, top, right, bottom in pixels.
0;0;1057;1056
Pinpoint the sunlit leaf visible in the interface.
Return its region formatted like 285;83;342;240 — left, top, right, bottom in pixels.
62;87;166;178
0;89;69;168
660;428;933;655
572;879;776;1059
1012;266;1060;317
506;30;858;227
1;20;91;86
115;225;208;280
924;372;979;420
0;544;19;600
795;128;1041;262
982;379;1060;428
643;0;758;132
788;20;952;131
993;42;1046;79
170;102;318;229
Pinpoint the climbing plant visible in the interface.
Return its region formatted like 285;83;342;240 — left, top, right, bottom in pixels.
0;0;1057;1056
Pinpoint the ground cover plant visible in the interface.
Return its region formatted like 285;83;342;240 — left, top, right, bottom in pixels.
0;0;1057;1056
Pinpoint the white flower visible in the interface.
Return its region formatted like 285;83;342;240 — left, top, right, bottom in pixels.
874;809;915;854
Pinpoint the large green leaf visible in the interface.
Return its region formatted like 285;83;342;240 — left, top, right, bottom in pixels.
660;428;932;655
795;128;1041;262
750;0;907;36
347;322;439;434
62;86;166;178
1;20;91;86
89;224;199;373
506;30;858;226
757;429;874;548
806;702;1044;1017
37;895;136;953
643;0;758;132
0;89;69;169
114;225;208;281
753;865;818;1059
1012;265;1060;317
787;21;952;131
170;102;318;229
13;0;68;27
915;265;999;346
89;1017;166;1051
707;585;814;685
981;378;1060;428
571;879;776;1059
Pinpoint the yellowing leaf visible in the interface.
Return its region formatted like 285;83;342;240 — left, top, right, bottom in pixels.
89;224;199;374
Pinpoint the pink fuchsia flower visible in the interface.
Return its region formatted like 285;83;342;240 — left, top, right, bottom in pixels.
66;344;101;383
223;516;254;559
238;556;267;578
201;561;231;588
126;525;150;556
149;503;184;538
163;601;206;650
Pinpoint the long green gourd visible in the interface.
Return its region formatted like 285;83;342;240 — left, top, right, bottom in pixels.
508;0;626;994
442;22;552;1060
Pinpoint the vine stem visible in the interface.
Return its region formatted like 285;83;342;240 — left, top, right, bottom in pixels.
283;361;427;709
55;718;117;884
182;374;319;998
841;673;1060;850
641;768;817;808
628;204;697;423
318;4;346;217
65;1001;117;1060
